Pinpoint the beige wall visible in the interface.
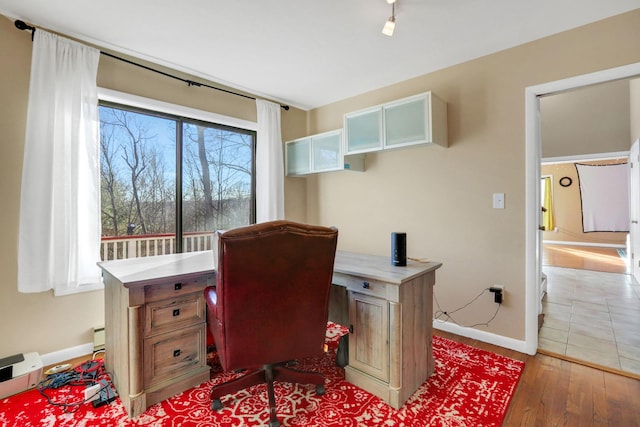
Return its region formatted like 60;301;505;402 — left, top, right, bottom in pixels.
541;160;628;245
303;10;640;340
0;14;307;357
540;80;631;158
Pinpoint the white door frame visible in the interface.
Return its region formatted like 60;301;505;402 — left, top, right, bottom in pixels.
630;140;640;281
524;62;640;355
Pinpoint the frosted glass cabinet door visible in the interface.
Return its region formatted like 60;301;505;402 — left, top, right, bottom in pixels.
285;138;311;176
384;94;429;149
344;107;383;154
312;131;342;172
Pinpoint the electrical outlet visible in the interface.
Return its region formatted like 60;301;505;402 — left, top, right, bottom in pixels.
489;285;505;304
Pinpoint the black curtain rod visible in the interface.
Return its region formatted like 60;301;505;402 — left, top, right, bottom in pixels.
14;20;290;111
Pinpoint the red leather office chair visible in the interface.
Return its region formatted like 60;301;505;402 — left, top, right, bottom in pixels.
204;220;338;427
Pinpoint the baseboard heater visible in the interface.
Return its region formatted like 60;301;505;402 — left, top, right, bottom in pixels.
0;352;43;399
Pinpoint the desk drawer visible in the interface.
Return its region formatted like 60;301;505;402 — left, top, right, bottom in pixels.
144;294;205;337
144;274;212;303
143;324;206;389
333;273;390;299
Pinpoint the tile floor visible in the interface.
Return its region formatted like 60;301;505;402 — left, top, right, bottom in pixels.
539;266;640;376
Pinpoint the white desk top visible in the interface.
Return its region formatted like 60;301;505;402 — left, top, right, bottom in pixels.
98;250;441;288
334;250;441;285
98;251;215;287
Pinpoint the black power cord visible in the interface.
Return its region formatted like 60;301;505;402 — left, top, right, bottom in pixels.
434;288;501;328
36;359;116;413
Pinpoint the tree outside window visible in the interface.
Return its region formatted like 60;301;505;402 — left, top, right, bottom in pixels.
99;103;255;260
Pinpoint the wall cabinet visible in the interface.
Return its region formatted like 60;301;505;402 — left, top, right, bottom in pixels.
344;91;448;155
343;107;383;154
285;137;312;176
285;129;364;176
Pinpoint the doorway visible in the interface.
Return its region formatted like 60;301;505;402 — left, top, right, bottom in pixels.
536;86;637;374
525;63;640;361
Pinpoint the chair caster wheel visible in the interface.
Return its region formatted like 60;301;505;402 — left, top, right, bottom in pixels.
211;399;223;410
268;420;281;427
316;384;325;396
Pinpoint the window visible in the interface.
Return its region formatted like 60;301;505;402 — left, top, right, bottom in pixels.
98;93;256;261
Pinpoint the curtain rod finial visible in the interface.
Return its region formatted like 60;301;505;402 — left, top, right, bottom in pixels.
14;20;34;31
15;20;36;40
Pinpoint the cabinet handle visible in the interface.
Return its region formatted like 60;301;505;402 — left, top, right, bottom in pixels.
348;324;354;333
173;349;181;358
174;283;182;291
173;309;180;317
362;282;370;289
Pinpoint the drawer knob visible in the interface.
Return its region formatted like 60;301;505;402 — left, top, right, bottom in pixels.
362;282;370;289
173;349;181;358
173;309;180;317
174;283;182;291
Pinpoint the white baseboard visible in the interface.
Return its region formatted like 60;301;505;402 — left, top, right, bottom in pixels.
433;320;531;355
40;343;95;367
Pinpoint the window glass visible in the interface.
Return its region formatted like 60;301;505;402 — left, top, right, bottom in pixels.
99;103;255;260
181;121;254;248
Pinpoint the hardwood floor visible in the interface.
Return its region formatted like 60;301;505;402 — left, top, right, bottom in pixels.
435;330;640;426
542;244;628;274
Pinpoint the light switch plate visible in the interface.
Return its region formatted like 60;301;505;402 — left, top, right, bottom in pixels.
493;193;505;209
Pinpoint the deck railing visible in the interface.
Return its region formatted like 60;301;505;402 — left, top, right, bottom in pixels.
100;231;215;261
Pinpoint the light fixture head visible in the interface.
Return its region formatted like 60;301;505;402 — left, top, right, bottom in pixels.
382;0;397;37
382;16;396;36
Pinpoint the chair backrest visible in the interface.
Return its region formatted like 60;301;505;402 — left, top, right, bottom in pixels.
210;220;338;370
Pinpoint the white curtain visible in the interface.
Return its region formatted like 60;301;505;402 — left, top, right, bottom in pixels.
18;30;101;294
255;99;285;222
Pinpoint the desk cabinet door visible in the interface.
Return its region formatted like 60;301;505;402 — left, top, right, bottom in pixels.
348;292;389;382
144;293;205;337
143;324;206;388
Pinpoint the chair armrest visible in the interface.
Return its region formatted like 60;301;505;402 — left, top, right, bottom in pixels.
204;286;218;318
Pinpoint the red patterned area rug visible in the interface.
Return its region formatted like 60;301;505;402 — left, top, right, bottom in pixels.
0;323;524;426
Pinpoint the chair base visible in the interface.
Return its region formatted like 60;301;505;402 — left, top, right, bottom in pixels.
209;363;325;426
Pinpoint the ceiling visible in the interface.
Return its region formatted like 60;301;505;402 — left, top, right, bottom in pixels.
1;1;638;110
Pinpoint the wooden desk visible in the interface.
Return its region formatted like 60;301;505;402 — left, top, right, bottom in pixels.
99;250;441;417
99;252;214;418
332;251;441;409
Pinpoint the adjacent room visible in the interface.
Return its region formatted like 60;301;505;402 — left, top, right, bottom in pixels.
1;1;640;426
537;80;640;376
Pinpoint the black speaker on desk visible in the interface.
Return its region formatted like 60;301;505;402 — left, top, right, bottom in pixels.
391;232;406;266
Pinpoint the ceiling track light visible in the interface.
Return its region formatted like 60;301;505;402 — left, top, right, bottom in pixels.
382;1;396;36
